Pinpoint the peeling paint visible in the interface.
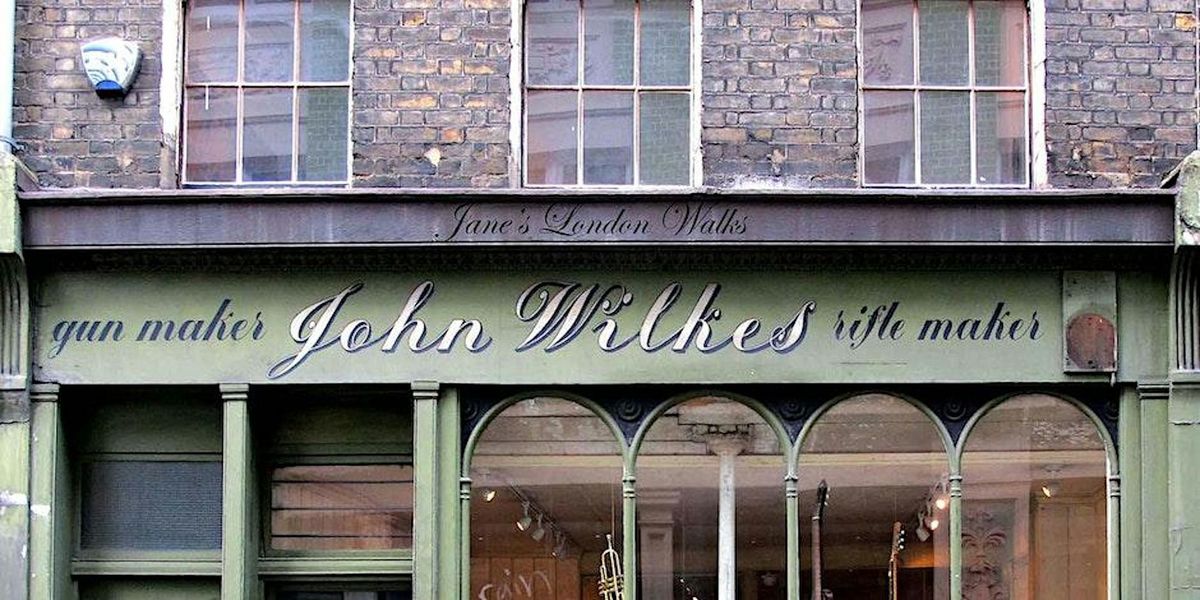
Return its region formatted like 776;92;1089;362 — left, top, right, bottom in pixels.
29;504;48;517
0;490;27;506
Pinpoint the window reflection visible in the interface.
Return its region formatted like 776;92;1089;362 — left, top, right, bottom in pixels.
961;395;1107;600
636;397;786;600
471;398;624;600
798;394;950;600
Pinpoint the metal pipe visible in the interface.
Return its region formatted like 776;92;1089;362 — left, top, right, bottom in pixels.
0;0;14;153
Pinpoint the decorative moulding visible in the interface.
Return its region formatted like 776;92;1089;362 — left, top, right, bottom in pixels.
80;37;142;98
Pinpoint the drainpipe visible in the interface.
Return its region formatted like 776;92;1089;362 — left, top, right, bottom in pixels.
0;0;14;154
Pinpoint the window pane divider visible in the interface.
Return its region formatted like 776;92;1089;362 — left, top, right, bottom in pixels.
182;0;351;185
632;0;642;185
525;0;693;186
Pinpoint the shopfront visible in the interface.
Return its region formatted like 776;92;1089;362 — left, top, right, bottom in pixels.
14;191;1173;600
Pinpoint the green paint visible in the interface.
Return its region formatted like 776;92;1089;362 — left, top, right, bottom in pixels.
29;386;65;600
221;388;256;600
437;387;462;600
412;382;440;600
76;577;219;600
0;153;19;257
1120;386;1142;600
1169;383;1200;592
35;270;1075;385
1142;392;1170;599
0;414;30;600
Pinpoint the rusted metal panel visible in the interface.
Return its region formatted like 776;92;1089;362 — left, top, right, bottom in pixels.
19;190;1175;249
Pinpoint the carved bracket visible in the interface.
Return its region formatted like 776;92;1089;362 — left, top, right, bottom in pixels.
1172;150;1200;247
0;153;28;395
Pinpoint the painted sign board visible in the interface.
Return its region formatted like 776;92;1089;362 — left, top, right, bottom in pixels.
34;270;1074;385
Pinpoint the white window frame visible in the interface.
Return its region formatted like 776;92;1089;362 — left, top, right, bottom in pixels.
856;0;1045;188
513;0;704;188
180;0;354;187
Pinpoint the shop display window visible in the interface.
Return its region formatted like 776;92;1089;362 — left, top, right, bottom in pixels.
961;394;1108;600
635;397;787;600
798;394;951;600
258;393;415;553
470;397;625;600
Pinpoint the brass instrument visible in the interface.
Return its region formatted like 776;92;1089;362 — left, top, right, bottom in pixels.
598;533;625;600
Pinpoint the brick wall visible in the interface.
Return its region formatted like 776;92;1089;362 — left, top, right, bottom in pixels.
8;0;1200;190
352;0;512;188
701;0;859;188
14;0;167;188
1045;0;1198;187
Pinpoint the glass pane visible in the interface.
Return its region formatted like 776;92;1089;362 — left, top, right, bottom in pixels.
527;0;579;85
470;398;623;600
637;398;786;600
186;0;239;82
975;0;1026;86
862;0;914;85
962;395;1108;600
245;0;295;82
919;0;969;85
585;0;635;85
185;86;237;182
275;593;410;600
799;395;950;600
583;91;633;184
920;91;970;184
79;578;220;600
271;465;414;550
639;92;689;185
640;0;690;86
243;88;294;182
298;88;349;181
975;92;1027;185
81;461;222;550
299;0;351;81
527;91;578;184
863;91;915;184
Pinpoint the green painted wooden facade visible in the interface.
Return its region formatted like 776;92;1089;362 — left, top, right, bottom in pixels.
5;152;1200;598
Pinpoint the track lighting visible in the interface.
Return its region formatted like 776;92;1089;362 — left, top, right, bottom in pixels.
516;501;533;531
483;489;497;502
531;513;546;542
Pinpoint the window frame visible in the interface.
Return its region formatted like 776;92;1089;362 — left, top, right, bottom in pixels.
255;394;416;564
518;0;703;188
180;0;355;187
462;389;1118;600
857;0;1036;188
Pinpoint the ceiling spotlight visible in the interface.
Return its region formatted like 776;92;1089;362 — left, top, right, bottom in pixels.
934;496;948;511
516;502;533;531
928;517;940;531
531;514;546;542
1041;481;1061;498
916;523;930;542
482;489;497;502
551;531;568;559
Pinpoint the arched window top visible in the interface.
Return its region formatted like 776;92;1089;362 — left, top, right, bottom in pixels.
963;393;1106;454
801;393;949;457
473;395;624;459
637;395;784;458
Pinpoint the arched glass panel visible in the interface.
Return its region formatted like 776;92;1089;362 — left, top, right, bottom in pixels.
961;394;1107;600
636;397;786;600
798;394;950;600
470;397;624;600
